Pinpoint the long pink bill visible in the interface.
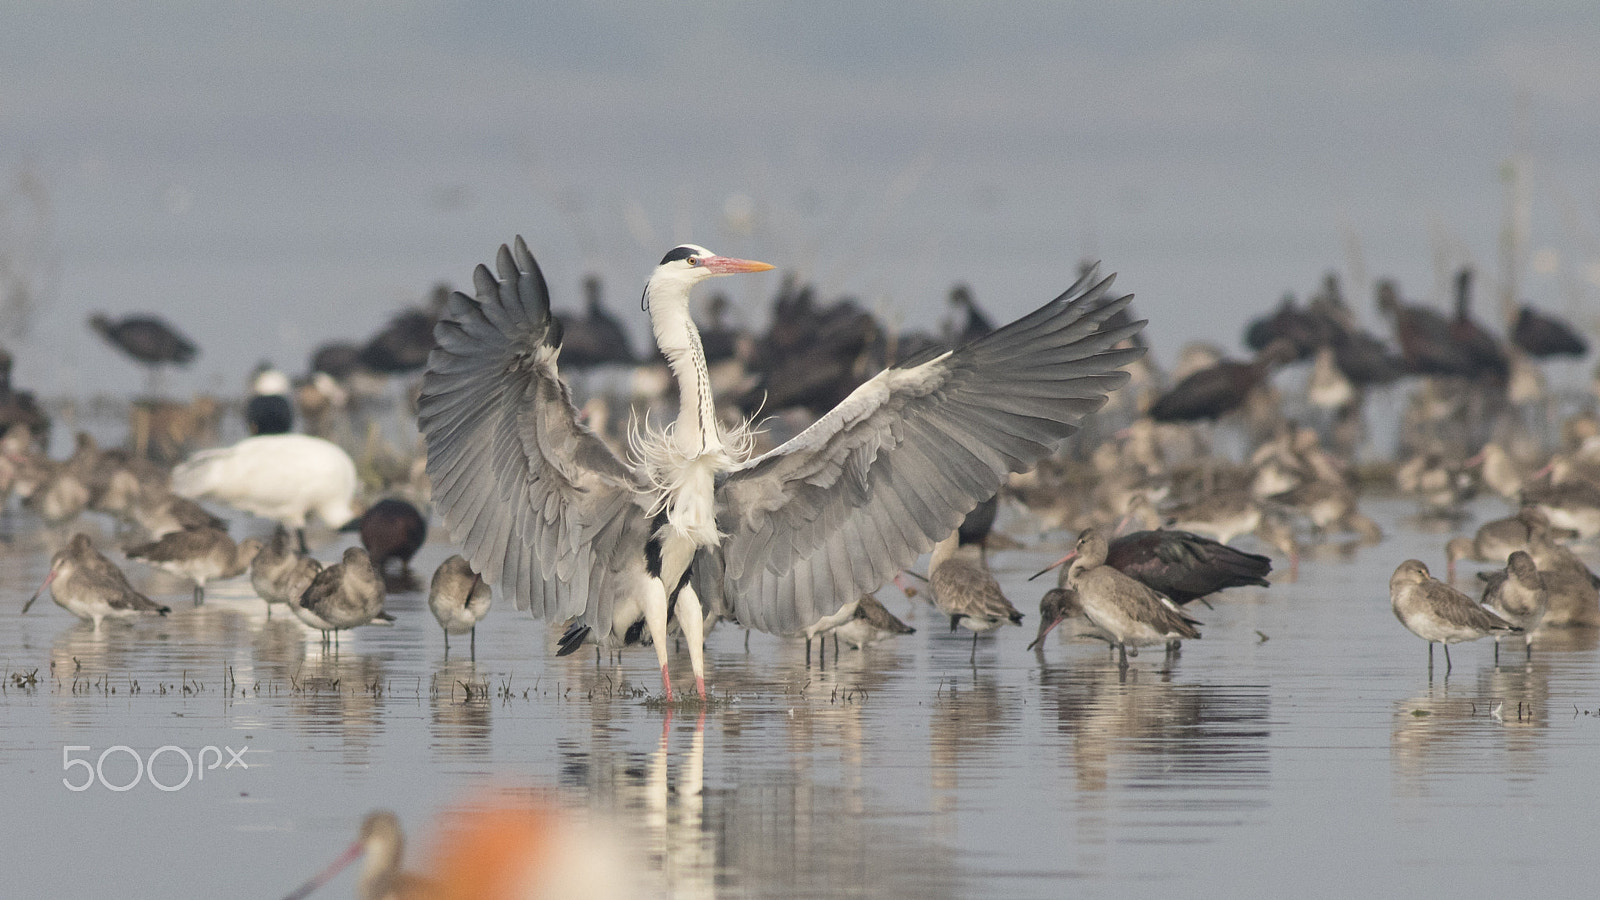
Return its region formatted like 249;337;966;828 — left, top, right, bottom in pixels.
1028;550;1077;582
21;568;56;614
277;839;363;900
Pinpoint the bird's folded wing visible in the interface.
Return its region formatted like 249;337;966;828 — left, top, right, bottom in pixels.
418;237;654;626
715;266;1145;634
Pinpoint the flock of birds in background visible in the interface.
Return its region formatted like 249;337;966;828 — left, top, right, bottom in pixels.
8;238;1600;702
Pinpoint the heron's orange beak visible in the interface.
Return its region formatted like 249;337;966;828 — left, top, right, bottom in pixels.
702;256;774;275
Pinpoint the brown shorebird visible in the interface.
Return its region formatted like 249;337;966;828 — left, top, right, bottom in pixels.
832;593;915;650
292;546;389;647
428;554;492;659
1162;490;1263;544
1053;527;1201;668
929;529;1023;662
1390;559;1519;674
251;527;324;621
250;525;300;617
278;810;434;900
124;527;263;605
23;533;170;627
1026;582;1115;653
1444;506;1555;581
1478;550;1547;663
1523;529;1600;628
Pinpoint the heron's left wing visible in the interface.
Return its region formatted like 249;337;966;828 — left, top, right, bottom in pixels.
714;266;1144;634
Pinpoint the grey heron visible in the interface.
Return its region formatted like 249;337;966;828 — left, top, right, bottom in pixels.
419;237;1144;700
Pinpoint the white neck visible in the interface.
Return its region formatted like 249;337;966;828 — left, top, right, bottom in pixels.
647;281;722;457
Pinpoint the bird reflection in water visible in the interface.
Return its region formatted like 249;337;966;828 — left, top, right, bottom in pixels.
930;672;1012;818
1036;659;1270;795
552;713;962;899
429;657;491;761
1391;634;1590;785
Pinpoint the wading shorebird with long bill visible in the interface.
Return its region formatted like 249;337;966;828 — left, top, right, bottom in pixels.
418;237;1145;701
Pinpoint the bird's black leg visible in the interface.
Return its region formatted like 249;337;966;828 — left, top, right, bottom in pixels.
444;630;451;659
296;527;309;555
1494;639;1500;666
1443;643;1452;674
470;626;476;662
969;631;978;664
193;584;203;606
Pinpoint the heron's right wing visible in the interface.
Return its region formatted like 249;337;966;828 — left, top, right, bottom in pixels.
418;237;654;627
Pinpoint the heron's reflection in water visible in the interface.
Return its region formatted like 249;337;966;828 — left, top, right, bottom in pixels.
559;715;962;900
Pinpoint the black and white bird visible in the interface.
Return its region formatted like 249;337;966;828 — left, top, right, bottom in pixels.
418;238;1143;700
246;364;295;435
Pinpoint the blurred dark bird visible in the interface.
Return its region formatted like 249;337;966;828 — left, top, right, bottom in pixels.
1330;327;1407;387
309;342;364;380
246;364;294;435
1031;525;1273;606
342;497;427;577
1448;268;1509;383
90;313;198;367
1103;528;1273;605
1377;279;1476;377
1512;305;1587;358
0;347;50;441
357;283;450;374
556;274;638;368
1149;340;1296;423
947;283;995;346
1244;293;1335;361
739;276;886;416
697;292;748;365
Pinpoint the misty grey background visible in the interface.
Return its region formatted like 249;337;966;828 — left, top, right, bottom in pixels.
3;3;1597;397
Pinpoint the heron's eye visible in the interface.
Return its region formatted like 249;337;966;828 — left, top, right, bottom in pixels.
686;256;700;267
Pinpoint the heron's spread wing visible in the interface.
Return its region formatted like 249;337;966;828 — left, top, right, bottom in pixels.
418;237;654;627
716;266;1145;634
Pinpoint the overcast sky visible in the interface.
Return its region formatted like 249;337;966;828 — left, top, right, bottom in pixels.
3;2;1598;396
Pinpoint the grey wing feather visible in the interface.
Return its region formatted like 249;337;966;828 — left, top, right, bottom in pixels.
1108;570;1203;636
417;236;654;630
82;565;165;613
715;265;1145;634
297;565;341;615
1423;581;1518;632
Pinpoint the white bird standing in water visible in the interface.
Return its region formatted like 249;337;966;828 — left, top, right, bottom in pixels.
419;237;1143;700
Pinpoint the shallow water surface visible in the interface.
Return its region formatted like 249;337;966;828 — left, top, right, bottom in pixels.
2;496;1598;898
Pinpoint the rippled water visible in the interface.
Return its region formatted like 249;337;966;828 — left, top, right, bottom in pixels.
3;495;1599;898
